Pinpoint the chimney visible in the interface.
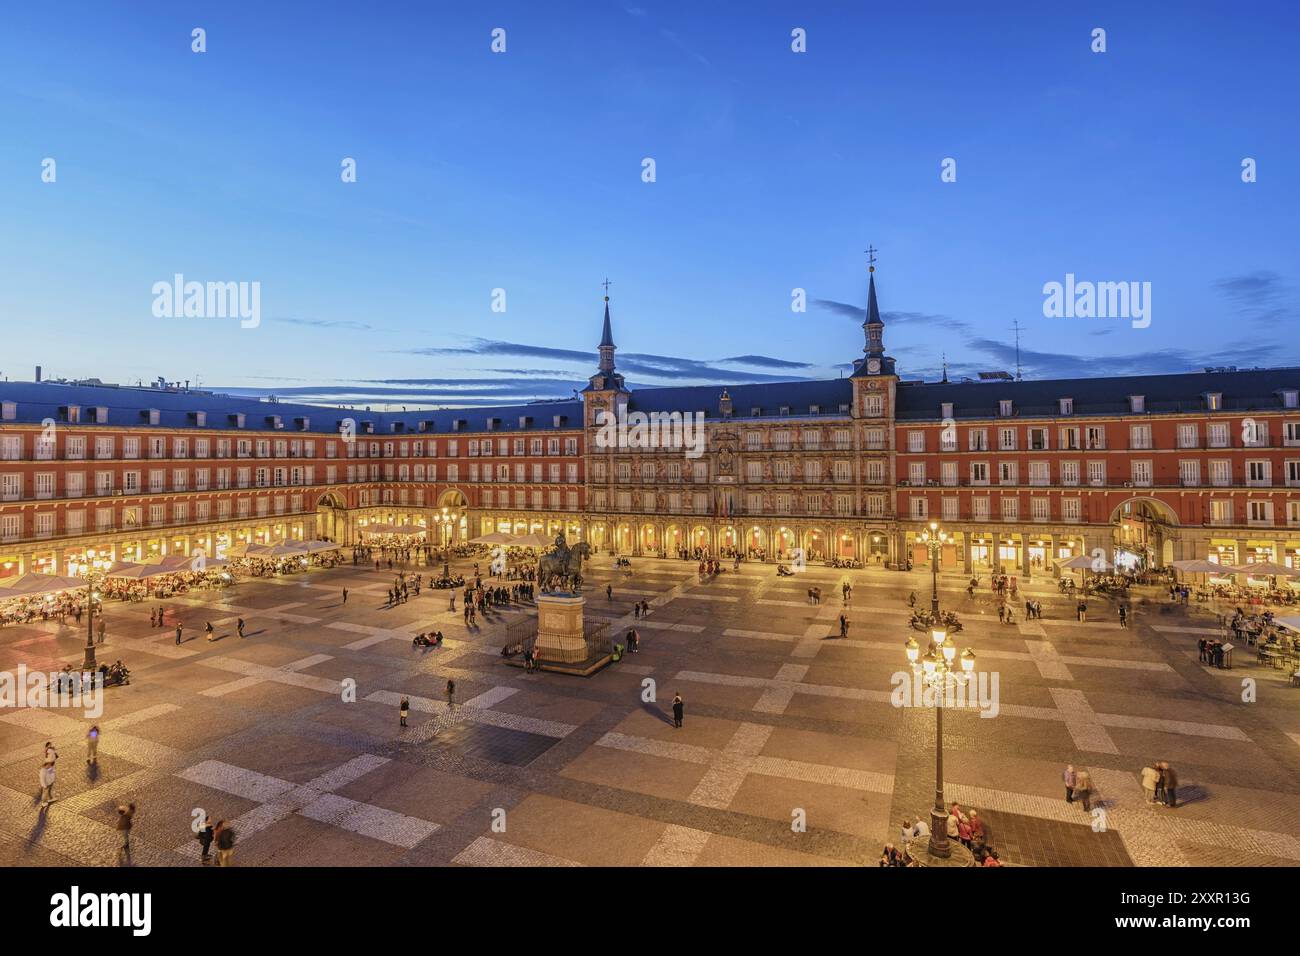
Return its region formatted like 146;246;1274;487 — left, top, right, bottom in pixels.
35;366;41;382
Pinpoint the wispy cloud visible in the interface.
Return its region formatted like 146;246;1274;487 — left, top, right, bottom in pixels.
814;298;973;335
1213;270;1285;304
719;354;812;369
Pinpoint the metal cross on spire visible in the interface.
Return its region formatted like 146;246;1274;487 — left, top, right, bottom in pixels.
601;278;612;300
865;245;878;273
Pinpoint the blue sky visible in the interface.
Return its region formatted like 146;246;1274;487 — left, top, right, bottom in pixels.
1;0;1297;408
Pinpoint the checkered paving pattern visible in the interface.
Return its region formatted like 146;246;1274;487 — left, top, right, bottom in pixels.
0;556;1297;867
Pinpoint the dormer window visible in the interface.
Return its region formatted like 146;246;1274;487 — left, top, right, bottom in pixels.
1059;398;1073;416
485;417;500;431
779;405;790;416
518;416;533;428
265;415;283;429
552;415;567;427
138;408;158;426
91;406;110;423
808;404;819;415
229;413;245;428
1204;392;1222;411
1280;389;1298;409
189;411;206;427
999;400;1013;417
1128;395;1145;414
1;401;15;421
295;416;310;431
63;405;82;423
751;407;762;417
940;402;954;420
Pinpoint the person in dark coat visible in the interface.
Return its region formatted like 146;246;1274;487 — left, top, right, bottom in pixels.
196;814;215;863
1161;761;1179;808
672;693;684;728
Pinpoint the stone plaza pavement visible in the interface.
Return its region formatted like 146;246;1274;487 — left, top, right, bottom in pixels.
1;554;1299;868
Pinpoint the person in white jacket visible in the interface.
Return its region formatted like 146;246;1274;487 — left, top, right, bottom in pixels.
39;761;55;807
1140;765;1159;803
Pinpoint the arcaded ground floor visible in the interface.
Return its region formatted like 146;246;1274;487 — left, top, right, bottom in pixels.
1;555;1298;867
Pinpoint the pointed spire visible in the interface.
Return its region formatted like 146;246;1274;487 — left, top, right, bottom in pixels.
863;270;882;329
597;279;617;374
600;298;614;348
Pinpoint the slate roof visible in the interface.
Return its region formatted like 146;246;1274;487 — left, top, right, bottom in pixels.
0;381;582;436
627;379;853;420
894;368;1300;421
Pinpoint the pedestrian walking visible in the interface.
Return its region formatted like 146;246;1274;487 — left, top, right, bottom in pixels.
1140;764;1159;803
150;609;157;628
157;606;165;628
196;814;215;863
205;621;215;642
174;623;184;646
1076;600;1087;623
1062;764;1076;803
672;692;684;728
606;584;612;601
399;696;410;727
44;741;58;764
342;588;348;605
446;679;456;709
237;618;245;639
38;760;56;807
116;803;136;858
1073;769;1093;812
1119;605;1129;629
86;725;99;765
96;617;106;644
839;614;849;638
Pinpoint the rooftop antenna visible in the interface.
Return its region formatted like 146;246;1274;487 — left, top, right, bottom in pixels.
1011;320;1024;381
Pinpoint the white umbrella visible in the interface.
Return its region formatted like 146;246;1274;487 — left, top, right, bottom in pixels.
1171;559;1227;575
511;532;554;549
300;540;342;554
0;573;88;596
470;532;515;545
1227;561;1296;577
1276;616;1300;634
1058;554;1112;572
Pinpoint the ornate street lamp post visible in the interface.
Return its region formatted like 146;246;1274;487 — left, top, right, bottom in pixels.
905;627;976;863
918;521;948;615
81;550;109;671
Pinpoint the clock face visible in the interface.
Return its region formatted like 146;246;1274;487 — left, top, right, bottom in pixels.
867;358;881;373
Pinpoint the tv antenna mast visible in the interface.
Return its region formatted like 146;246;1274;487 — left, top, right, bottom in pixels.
1011;320;1024;381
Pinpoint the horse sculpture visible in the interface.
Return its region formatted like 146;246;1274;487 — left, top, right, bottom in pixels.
537;535;592;594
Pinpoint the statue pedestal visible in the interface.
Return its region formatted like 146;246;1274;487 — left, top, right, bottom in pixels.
533;593;588;664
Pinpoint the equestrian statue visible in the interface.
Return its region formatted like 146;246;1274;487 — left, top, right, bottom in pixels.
536;532;592;594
